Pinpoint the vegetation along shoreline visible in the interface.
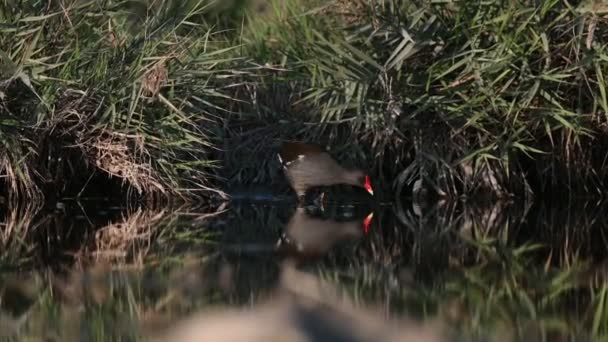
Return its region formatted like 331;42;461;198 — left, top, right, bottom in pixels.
1;0;608;206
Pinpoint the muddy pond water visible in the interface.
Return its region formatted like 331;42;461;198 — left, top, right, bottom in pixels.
0;195;607;341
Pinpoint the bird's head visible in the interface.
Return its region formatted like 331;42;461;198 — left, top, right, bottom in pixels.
350;171;374;196
363;175;374;196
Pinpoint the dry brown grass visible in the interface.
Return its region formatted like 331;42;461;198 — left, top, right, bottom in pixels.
0;148;43;203
142;61;169;97
328;0;368;25
0;195;42;265
81;130;167;195
49;89;172;197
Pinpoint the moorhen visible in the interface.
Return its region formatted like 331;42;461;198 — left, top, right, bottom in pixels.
278;142;374;200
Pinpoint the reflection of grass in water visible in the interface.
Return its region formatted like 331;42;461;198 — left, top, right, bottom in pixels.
0;199;40;267
0;204;602;339
0;203;228;339
0;255;282;340
4;198;608;340
85;204;228;265
0;246;596;340
310;199;608;341
315;243;590;339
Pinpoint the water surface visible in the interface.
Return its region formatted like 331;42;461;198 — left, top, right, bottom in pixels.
0;196;607;341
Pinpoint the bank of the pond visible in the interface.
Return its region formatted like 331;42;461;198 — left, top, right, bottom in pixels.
1;0;608;203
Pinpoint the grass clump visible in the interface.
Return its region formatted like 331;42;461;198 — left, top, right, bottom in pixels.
2;0;608;200
227;0;608;198
0;0;255;202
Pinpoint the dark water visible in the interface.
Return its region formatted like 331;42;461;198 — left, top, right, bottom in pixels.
1;194;608;341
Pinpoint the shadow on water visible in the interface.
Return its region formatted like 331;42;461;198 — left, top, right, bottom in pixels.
2;194;608;340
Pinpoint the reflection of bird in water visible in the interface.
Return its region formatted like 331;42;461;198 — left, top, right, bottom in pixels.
277;206;373;260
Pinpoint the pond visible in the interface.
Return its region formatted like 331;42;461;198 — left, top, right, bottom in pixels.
0;194;607;341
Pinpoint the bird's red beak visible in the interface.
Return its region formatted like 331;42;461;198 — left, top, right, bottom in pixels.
363;212;373;234
364;175;374;196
